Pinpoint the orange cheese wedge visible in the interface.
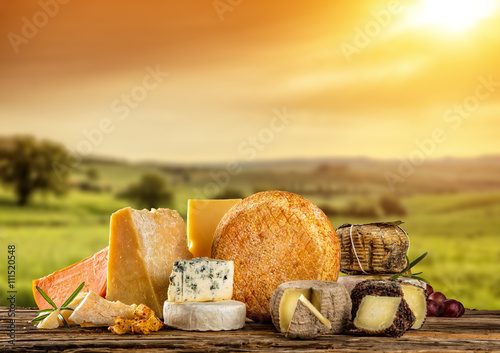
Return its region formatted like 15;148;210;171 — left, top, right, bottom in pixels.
32;247;109;310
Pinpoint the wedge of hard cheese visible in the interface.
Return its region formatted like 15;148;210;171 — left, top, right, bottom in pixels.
36;292;87;329
106;207;193;318
187;199;241;258
69;291;137;327
33;247;108;310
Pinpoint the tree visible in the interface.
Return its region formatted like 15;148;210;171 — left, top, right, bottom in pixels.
117;172;172;209
86;167;99;183
0;136;72;206
379;195;406;217
215;188;245;199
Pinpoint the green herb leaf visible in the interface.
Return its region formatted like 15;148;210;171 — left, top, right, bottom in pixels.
35;308;54;314
390;252;429;283
35;286;57;309
31;282;85;329
31;313;51;323
61;282;85;308
409;252;428;269
58;312;70;329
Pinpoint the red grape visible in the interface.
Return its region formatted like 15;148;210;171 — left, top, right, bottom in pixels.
441;299;465;318
426;284;434;296
427;299;440;317
429;291;446;306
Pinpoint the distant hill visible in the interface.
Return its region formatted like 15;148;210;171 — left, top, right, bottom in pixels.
79;154;500;198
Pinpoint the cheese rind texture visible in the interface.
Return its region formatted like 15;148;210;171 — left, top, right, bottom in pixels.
212;191;341;322
106;207;193;318
187;199;241;258
337;222;409;274
167;257;234;302
286;296;327;339
338;275;426;295
69;291;137;327
270;280;351;334
163;300;246;331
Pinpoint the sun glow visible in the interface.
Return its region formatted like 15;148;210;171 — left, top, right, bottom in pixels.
407;0;498;33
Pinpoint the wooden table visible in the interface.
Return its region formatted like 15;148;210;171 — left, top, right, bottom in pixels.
1;307;499;352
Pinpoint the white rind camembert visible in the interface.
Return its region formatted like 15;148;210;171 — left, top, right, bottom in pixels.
163;300;246;331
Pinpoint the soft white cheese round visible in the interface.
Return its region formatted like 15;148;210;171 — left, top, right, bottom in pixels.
163;300;246;331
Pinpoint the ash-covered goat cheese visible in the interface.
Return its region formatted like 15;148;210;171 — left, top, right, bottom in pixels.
167;257;233;302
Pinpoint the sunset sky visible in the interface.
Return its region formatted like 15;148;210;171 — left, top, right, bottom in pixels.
1;0;500;163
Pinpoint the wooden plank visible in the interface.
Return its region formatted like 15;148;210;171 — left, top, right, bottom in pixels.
1;308;500;352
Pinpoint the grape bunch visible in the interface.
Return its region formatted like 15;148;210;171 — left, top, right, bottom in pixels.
426;284;465;318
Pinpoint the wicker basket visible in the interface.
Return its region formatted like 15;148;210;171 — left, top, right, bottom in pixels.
337;222;409;275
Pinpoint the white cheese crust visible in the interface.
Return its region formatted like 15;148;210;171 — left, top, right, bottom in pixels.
163;300;246;331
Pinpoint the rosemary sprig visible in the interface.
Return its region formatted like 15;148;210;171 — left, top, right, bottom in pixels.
391;252;429;284
31;282;85;328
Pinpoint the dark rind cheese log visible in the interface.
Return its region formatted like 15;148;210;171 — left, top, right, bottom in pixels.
351;279;415;337
350;279;404;318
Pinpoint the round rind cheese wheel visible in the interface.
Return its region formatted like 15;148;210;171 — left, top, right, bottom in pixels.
212;191;340;322
163;300;246;331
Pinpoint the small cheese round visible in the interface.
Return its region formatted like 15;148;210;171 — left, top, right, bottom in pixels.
212;191;340;322
163;300;246;331
337;222;409;274
270;280;351;334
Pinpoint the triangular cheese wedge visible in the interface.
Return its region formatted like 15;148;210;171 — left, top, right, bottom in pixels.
106;207;193;317
69;291;137;327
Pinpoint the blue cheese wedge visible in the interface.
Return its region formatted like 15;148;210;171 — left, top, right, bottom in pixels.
167;257;233;302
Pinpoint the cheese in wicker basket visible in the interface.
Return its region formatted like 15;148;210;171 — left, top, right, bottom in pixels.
337;222;409;275
211;191;341;323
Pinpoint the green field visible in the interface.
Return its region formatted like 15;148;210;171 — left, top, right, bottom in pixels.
1;160;499;310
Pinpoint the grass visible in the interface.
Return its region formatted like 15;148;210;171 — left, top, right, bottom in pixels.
1;175;500;310
0;188;128;307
